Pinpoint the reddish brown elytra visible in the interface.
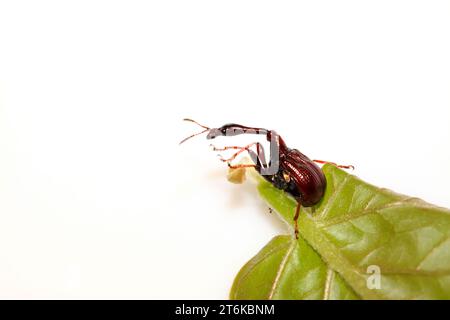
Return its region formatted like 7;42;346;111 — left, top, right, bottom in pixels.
180;119;354;238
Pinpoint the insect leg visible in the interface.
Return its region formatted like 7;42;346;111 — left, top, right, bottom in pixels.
227;163;257;169
294;202;301;239
312;159;355;170
225;142;269;172
247;143;268;170
215;142;259;163
210;145;242;151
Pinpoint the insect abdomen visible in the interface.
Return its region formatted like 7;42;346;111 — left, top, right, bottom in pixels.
282;156;326;207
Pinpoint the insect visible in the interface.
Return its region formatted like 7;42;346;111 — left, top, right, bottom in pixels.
180;118;353;238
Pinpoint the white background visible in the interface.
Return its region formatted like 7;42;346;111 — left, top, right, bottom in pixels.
0;1;449;299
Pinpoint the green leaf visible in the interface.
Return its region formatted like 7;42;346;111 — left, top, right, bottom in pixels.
231;164;450;299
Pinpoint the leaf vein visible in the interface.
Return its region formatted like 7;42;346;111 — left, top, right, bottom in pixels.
267;241;296;299
416;236;450;270
318;174;351;220
319;198;422;228
323;269;334;300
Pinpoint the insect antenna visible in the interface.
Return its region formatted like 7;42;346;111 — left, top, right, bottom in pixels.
179;118;211;145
